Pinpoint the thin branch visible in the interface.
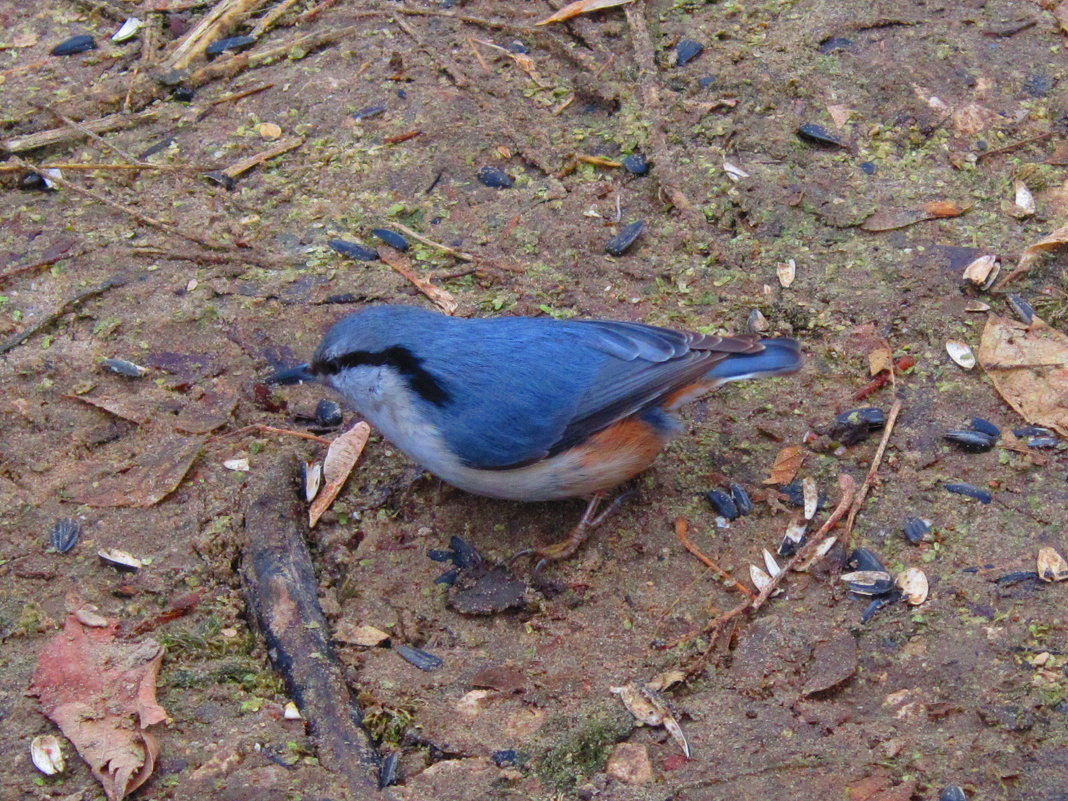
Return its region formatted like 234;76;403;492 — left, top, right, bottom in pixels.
675;517;755;598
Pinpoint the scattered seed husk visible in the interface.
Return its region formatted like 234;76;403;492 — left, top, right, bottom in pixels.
30;735;65;776
51;34;95;56
1012;180;1036;218
223;458;250;471
98;548;143;571
605;221;645;256
1006;293;1035;324
747;309;768;333
969;417;1000;438
802;476;818;520
946;340;976;369
309;423;371;527
841;570;894;596
762;548;782;578
102;357;147;378
895;567;929;604
723;161;749;181
339;624;391;647
961;254;1001;289
749;564;773;592
965;300;991;312
1037;547;1068;582
283;702;302;720
301;460;322;502
74;607;109;628
776;259;796;288
394;644;443;671
902;517;930;545
848;547;886;572
611;682;689;757
778;517;807;557
112;18;143;43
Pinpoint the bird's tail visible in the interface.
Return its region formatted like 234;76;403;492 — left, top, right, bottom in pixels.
704;338;802;383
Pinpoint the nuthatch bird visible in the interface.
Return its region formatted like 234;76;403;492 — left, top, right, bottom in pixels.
272;305;801;560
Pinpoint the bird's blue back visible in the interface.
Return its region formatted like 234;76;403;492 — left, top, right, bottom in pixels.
313;306;717;470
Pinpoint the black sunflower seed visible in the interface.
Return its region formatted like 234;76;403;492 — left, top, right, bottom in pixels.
729;482;753;515
675;39;704;66
605;221;645;256
943;429;996;453
477;166;513;188
706;489;739;520
394;644;443;671
902;517;930;544
328;238;379;261
49;519;81;553
944;482;992;503
51;34;96;56
206;35;256;56
797;123;847;148
371;228;409;251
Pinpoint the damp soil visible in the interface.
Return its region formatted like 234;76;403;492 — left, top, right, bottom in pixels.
2;1;1068;799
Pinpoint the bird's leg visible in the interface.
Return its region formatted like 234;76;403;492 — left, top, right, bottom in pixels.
535;489;633;563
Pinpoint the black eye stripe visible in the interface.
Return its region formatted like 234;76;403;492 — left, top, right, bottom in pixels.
313;346;450;407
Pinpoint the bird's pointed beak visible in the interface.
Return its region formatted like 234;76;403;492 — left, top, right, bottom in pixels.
265;363;317;385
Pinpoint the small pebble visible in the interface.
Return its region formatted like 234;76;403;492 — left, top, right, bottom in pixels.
172;86;196;102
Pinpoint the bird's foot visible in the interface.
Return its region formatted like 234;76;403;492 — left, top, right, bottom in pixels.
530;489;634;570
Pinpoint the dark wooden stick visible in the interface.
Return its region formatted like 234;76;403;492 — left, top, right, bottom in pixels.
241;456;381;794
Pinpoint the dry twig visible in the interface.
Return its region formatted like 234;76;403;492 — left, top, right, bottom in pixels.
842;398;903;549
675;517;755;599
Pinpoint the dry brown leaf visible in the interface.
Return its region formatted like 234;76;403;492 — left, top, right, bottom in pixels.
70;393;154;425
860;201;967;232
377;248;458;315
868;346;893;376
997;223;1068;287
978;315;1068;436
859;208;926;232
763;444;804;485
68;436;204;507
536;0;635;25
309;422;371;527
29;616;167;801
1054;2;1068;33
173;390;237;434
922;200;967;218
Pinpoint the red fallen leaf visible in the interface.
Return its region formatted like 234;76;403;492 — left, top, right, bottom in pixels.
309;422;371;527
29;615;167;801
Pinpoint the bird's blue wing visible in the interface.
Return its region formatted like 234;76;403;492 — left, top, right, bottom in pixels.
420;317;758;469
